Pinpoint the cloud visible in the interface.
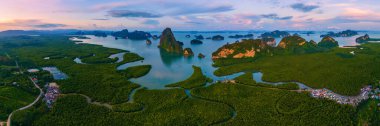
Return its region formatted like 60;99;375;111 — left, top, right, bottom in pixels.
143;20;159;25
95;1;234;17
260;14;293;20
0;19;67;29
185;21;204;25
170;5;234;15
107;10;162;18
329;16;380;23
33;23;66;28
290;3;319;12
324;8;380;24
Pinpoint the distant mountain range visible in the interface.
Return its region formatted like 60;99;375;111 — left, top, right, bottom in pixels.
0;29;377;37
0;29;113;36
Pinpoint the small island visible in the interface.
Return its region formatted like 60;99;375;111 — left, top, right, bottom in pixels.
152;35;160;40
183;48;194;56
111;29;152;40
190;39;203;44
212;35;224;41
356;34;380;43
195;35;204;40
146;39;152;45
228;34;254;39
198;53;205;58
260;30;290;38
320;30;358;37
213;35;339;59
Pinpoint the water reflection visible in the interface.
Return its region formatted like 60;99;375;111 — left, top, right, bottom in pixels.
159;48;184;67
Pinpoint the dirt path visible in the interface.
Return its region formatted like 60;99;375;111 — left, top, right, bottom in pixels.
7;77;43;126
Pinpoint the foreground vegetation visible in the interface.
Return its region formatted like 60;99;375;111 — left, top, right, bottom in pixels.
0;51;38;120
234;72;299;90
117;53;144;65
119;65;151;79
0;86;35;120
191;83;356;125
12;88;233;125
0;35;143;105
2;35;379;125
166;66;212;89
214;43;380;96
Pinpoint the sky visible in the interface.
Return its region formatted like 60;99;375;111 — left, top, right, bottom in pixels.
0;0;380;31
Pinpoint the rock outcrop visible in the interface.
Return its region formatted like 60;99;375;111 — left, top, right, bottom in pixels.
191;39;203;44
232;48;256;58
212;39;271;59
158;28;183;53
198;53;205;58
318;36;339;48
356;34;370;43
310;40;317;45
355;34;380;43
146;39;152;45
277;36;308;49
262;37;276;46
185;35;191;38
183;48;194;56
152;35;159;40
276;36;320;54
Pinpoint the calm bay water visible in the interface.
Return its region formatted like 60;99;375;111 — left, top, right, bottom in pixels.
77;31;380;89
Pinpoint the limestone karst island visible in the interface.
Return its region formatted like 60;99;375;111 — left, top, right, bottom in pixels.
1;0;380;126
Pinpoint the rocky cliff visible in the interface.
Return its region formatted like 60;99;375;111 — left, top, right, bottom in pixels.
277;35;307;48
212;39;271;59
355;34;380;43
158;28;183;53
183;48;194;56
318;36;339;48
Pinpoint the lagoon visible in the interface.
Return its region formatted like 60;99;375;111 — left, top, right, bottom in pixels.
76;31;380;89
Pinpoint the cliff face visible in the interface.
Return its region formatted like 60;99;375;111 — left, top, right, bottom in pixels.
318;36;339;48
158;28;183;53
212;39;271;59
277;36;307;49
262;37;276;46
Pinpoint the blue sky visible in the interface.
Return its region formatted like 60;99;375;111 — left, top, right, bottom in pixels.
1;0;380;31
